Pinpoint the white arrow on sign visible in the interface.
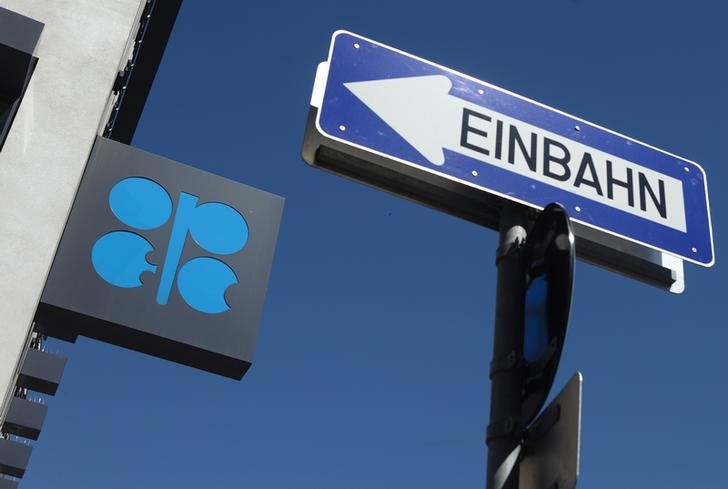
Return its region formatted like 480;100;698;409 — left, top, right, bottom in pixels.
344;75;686;233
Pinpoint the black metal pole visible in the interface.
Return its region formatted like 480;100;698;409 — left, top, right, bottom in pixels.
486;203;529;489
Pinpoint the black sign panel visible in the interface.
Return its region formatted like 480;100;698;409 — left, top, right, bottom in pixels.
36;137;284;379
521;203;575;426
520;372;582;489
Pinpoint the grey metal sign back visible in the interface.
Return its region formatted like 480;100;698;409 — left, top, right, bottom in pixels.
520;373;582;489
36;137;284;379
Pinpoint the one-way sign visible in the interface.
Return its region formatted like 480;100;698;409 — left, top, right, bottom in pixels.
303;31;714;285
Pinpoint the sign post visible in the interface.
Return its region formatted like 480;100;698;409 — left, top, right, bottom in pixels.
303;30;716;489
487;202;576;489
487;203;529;489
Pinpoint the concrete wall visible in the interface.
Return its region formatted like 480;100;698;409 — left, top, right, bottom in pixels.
0;0;146;424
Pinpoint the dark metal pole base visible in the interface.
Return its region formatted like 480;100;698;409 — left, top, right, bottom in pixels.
486;203;529;489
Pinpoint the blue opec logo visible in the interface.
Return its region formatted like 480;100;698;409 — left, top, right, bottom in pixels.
90;177;248;314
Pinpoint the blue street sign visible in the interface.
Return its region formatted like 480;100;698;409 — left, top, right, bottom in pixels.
308;31;714;267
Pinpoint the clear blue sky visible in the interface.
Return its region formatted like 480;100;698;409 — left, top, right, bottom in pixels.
21;1;727;488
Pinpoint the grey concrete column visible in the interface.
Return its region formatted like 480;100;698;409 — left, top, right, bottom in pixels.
0;0;147;424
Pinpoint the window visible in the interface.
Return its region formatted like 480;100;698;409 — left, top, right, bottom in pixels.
0;6;43;151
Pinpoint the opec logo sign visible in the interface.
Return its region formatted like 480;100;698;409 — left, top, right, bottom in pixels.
38;137;284;379
92;177;248;314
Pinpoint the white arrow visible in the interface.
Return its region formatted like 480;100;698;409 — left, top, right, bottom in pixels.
343;75;686;232
344;75;461;165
